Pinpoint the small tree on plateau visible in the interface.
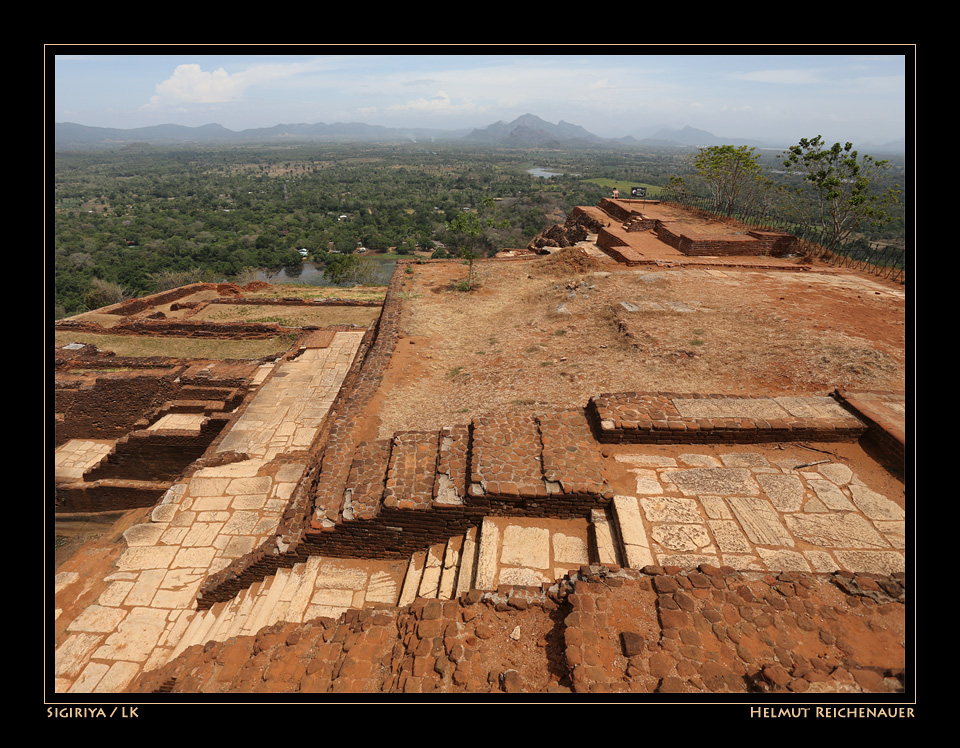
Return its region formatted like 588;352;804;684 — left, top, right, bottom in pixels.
692;144;766;216
778;136;900;253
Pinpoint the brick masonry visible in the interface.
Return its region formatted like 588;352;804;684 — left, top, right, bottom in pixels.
127;564;905;695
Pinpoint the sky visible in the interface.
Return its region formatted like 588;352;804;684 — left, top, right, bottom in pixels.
49;47;910;146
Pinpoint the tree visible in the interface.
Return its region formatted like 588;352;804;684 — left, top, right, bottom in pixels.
692;145;768;216
322;254;384;286
778;136;900;253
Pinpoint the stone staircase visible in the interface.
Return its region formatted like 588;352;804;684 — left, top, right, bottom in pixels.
172;502;633;657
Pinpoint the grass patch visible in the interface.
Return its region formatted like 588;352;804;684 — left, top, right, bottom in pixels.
54;331;295;360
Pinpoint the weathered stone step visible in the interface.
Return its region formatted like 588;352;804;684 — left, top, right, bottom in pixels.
384;431;439;510
170;556;328;659
468;410;613;507
342;439;392;521
397;527;479;603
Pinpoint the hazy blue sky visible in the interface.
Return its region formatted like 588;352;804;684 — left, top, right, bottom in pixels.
50;48;910;146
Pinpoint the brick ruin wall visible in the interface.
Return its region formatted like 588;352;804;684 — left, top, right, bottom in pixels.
55;480;170;514
83;415;231;483
55;369;184;447
654;225;797;257
103;283;215;316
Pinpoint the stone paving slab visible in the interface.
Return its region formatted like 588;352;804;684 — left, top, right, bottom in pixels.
54;332;364;694
54;438;116;483
608;449;905;575
475;516;592;591
590;392;867;444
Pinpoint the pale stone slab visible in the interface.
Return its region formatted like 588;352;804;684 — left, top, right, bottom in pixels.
700;496;732;520
805;551;840;572
366;571;398;605
276;464;306;483
151;504;178;523
93;607;169;663
222;535;257;558
149;413;205;431
475;519;501;591
99;580;135;608
774;396;853;420
850;485;905;520
189;477;232;496
785;513;890;549
678;454;721;467
501;525;550;569
639;496;702;524
875;521;906;549
181;522;223;547
757;473;805;512
310;588;355;607
171;547;216;569
808;480;856;511
817;463;855;486
195;459;269;478
93;661;142;693
833;550;905;575
418;548;442;598
756;548;812;572
68;605;128;633
228;476;273;495
553;533;589;566
231;494;268;510
190;496;232;512
652;524;713;553
722;554;764;571
55;633;105;678
68;662;110;693
123;569;165;607
498;567;551;587
457;526;478;597
727;497;794;547
439;539;461;599
666;467;759;497
613;495;653;569
720;452;769;467
316;563;367;590
709;519;753;553
122;523;167;547
399;551;425;607
631;470;664;495
615;455;677;467
656;554;718;569
591;509;620;567
221;511;259;535
673;398;788;420
55;571;80;594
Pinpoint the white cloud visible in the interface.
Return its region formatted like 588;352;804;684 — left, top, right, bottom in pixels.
388;90;488;116
733;68;825;85
142;59;326;111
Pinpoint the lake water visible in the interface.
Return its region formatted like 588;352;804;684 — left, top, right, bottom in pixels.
254;257;396;287
527;167;564;178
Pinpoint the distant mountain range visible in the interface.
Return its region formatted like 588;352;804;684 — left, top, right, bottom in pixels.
52;114;905;154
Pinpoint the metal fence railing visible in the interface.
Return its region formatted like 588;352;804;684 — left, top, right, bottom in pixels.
661;193;906;284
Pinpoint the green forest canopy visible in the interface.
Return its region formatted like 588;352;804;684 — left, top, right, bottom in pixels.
52;141;905;318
